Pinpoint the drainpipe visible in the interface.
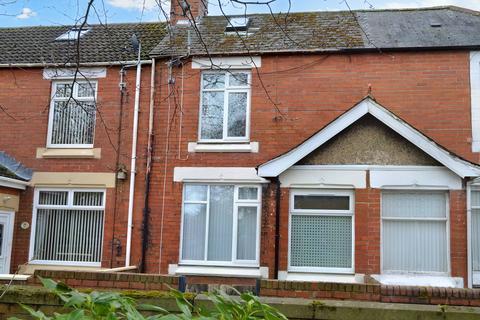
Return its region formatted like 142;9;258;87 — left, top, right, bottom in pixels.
274;177;281;279
140;57;156;272
125;42;142;267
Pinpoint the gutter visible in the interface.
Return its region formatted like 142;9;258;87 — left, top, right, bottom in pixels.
125;45;144;267
0;60;152;68
150;45;480;59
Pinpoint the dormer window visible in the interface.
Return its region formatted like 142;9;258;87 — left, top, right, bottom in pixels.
225;17;249;32
56;27;91;41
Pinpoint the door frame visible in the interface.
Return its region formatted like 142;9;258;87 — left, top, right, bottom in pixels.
0;210;15;274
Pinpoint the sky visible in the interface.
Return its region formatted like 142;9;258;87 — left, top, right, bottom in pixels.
1;0;480;27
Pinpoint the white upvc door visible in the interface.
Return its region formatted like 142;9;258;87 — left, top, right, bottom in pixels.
0;211;14;274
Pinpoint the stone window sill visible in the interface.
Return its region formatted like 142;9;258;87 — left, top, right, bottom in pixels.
187;142;259;153
36;147;101;159
169;264;268;279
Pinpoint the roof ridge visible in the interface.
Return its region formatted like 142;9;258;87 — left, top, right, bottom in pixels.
204;5;475;18
0;21;165;30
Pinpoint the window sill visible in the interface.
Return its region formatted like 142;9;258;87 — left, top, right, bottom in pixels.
278;271;364;283
36;147;101;159
371;274;464;288
188;142;259;153
169;264;268;279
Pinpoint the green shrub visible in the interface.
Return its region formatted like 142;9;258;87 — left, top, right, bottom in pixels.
9;277;287;320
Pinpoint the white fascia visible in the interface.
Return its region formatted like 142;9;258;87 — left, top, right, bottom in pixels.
192;56;261;69
174;167;268;184
0;176;29;190
258;98;480;178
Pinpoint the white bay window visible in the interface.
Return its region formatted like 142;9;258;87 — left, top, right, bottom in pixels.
30;189;105;266
199;71;250;142
382;191;449;274
47;81;97;148
289;190;355;274
180;184;260;266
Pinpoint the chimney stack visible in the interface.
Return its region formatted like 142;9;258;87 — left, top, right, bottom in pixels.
170;0;208;25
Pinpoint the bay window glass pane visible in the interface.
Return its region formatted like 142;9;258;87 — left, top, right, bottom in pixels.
237;206;257;260
473;208;480;272
185;185;207;202
472;190;480;207
227;92;247;137
290;215;352;268
201;92;224;139
229;73;248;87
238;187;258;200
182;203;207;260
207;186;234;261
73;192;103;206
39;191;68;205
294;195;349;211
383;220;447;272
382;192;448;273
382;192;446;218
203;73;225;89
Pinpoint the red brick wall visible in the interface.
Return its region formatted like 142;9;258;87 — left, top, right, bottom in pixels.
0;65;153;272
139;50;476;281
355;187;381;275
0;50;475;281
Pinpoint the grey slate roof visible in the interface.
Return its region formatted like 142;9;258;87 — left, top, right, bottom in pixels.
0;22;167;65
357;6;480;49
0;151;32;181
150;6;480;57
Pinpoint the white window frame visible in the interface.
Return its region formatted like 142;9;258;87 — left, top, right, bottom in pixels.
288;189;355;274
47;80;98;149
179;183;261;267
28;188;106;267
198;70;251;143
380;190;450;276
468;184;480;287
471;51;480;152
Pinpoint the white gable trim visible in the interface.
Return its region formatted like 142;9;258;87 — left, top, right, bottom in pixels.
258;98;480;178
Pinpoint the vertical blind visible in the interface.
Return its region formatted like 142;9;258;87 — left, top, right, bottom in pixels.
382;191;448;273
32;190;104;264
50;82;96;146
182;184;259;264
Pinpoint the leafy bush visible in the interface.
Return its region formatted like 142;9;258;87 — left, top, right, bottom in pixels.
9;277;287;320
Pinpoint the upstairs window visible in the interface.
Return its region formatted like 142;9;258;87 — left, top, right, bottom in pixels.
199;71;251;142
47;81;97;148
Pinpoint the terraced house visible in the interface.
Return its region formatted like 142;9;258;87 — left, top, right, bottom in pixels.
2;0;480;290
